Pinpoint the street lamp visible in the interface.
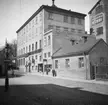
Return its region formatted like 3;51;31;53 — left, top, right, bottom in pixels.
4;42;10;92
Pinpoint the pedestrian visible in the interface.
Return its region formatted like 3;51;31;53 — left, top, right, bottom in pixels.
52;69;56;77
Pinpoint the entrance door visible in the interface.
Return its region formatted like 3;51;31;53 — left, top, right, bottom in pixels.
90;63;95;79
38;64;43;72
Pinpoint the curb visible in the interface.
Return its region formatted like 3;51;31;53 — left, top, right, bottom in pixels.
26;72;108;86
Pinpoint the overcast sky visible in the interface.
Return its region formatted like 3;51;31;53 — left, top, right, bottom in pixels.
0;0;98;46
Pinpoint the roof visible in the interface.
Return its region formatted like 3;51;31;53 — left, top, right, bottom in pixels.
52;34;103;59
88;0;101;14
16;5;86;33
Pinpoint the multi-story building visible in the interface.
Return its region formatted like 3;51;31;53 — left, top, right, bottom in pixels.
16;0;86;73
89;0;108;43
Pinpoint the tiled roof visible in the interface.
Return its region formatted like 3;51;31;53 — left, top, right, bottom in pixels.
52;34;102;58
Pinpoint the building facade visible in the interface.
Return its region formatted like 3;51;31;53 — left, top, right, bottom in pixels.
16;1;86;73
52;37;108;80
89;0;108;43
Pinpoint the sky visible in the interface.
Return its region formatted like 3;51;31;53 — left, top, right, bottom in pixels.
0;0;98;47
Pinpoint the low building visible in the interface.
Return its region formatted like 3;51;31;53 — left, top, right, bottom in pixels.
52;33;108;80
43;29;108;80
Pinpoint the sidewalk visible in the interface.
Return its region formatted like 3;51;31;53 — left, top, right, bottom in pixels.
25;71;108;86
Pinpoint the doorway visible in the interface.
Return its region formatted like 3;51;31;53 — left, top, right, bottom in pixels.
90;63;95;79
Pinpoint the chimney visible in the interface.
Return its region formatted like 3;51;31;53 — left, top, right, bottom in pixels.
83;36;87;43
52;0;55;6
70;39;75;45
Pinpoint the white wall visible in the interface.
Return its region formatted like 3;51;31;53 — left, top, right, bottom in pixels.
53;55;90;79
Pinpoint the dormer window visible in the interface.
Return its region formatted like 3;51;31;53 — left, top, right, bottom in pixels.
82;36;87;43
70;39;75;45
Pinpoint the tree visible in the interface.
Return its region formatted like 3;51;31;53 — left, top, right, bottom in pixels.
8;39;17;69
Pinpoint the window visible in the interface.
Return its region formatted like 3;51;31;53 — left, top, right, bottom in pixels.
64;27;68;32
78;18;82;25
23;47;25;54
44;53;47;58
64;15;68;23
39;55;42;61
24;28;25;34
32;56;35;63
44;37;47;47
40;12;42;21
32;19;34;27
95;5;103;15
29;45;31;52
39;40;42;49
48;25;53;30
71;28;75;33
35;55;37;60
100;57;104;64
26;46;28;53
35;42;37;50
32;43;34;51
56;26;60;32
24;58;25;65
26;25;28;32
35;16;38;24
29;22;31;30
65;59;70;68
55;60;58;69
48;35;51;45
79;57;84;68
71;17;75;24
48;52;51;57
96;27;103;35
78;29;82;33
48;12;53;20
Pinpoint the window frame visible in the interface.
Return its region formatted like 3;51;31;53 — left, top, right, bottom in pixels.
78;18;82;25
65;59;70;68
64;15;68;23
79;57;84;68
48;52;51;57
71;16;75;24
55;60;58;69
48;12;53;20
96;27;103;36
48;35;51;45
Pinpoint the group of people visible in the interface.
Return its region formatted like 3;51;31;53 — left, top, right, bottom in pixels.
25;63;57;77
45;66;57;77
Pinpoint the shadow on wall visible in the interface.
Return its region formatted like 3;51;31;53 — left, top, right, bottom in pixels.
0;84;108;105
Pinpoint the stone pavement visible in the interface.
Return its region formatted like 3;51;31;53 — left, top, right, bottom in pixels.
25;71;108;86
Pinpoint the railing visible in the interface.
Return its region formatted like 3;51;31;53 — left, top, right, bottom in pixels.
17;48;42;58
